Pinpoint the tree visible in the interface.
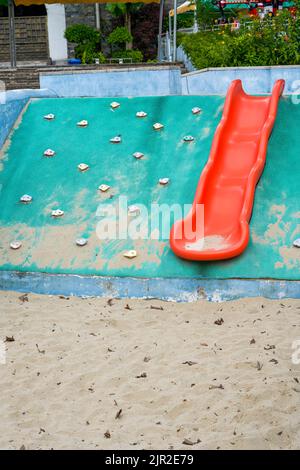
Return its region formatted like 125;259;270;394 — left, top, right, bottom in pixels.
106;2;143;50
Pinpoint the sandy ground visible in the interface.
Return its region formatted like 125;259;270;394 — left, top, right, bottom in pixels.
0;290;300;450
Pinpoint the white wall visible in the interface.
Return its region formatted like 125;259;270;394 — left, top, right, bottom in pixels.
46;4;68;62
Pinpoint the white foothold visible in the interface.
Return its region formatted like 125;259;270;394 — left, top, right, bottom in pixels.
183;135;194;142
293;238;300;248
10;241;22;250
44;113;55;120
136;111;147;118
20;194;32;203
133;152;144;160
153;123;164;130
123;250;137;259
98;184;110;192
78;163;89;172
51;209;64;218
110;135;121;144
111;101;120;109
44;149;55;157
76;238;88;247
192;107;202;115
77;120;88;127
159;178;169;185
128;205;140;215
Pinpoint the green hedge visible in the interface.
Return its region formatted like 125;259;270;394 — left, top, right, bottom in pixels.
111;49;143;62
180;10;300;68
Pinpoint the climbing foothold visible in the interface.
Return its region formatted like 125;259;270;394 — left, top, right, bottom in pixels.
293;238;300;248
98;184;110;192
44;149;55;157
10;241;22;250
78;163;89;172
20;194;32;204
153;123;164;130
111;102;120;109
133;152;144;160
77;120;88;127
192;107;202;115
123;250;137;259
183;135;194;142
159;178;169;185
51;209;64;218
136;111;147;118
76;238;88;247
44;114;55;120
110;135;121;144
128;205;140;215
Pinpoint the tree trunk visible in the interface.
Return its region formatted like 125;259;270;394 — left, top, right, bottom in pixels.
125;8;133;50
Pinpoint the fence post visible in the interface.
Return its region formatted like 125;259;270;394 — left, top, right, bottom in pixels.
157;0;165;62
8;0;17;68
173;0;177;62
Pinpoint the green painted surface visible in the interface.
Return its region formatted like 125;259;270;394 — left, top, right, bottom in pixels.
0;95;299;279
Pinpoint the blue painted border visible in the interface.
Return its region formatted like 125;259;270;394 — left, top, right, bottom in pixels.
182;65;300;95
40;67;182;98
0;89;57;149
0;271;299;302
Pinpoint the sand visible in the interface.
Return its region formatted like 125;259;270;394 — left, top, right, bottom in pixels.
0;290;300;450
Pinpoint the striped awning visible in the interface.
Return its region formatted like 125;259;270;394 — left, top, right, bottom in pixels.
14;0;159;5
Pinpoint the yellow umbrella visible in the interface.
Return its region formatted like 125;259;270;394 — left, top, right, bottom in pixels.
169;0;196;17
14;0;158;4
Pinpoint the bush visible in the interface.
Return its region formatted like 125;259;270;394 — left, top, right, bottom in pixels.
163;12;194;31
64;23;105;64
181;10;300;69
64;24;100;45
111;49;143;62
107;27;133;47
82;48;106;65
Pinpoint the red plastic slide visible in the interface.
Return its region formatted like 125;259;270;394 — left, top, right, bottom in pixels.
170;79;285;261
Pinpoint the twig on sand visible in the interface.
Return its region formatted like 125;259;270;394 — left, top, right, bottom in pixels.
136;372;147;378
209;384;224;390
182;438;201;446
18;294;29;303
182;361;197;366
5;336;15;342
36;344;45;354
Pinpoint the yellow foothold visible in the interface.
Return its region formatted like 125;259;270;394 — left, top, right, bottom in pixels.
98;184;110;192
78;163;89;172
10;241;22;250
159;178;169;185
123;250;137;259
51;209;64;218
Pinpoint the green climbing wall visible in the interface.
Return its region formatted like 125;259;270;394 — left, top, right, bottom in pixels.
0;95;299;279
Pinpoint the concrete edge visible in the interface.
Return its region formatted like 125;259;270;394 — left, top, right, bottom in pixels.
0;271;299;302
39;65;181;77
182;64;300;77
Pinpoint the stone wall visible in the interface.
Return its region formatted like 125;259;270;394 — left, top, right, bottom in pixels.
64;3;173;59
64;4;97;57
0;16;49;63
